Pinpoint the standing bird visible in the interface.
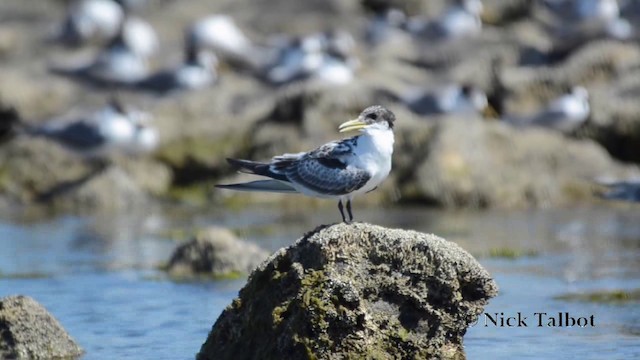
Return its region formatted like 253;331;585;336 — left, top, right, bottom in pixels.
51;13;158;87
538;0;632;40
28;99;157;158
135;42;218;94
217;105;396;223
365;8;409;46
186;15;259;71
406;0;484;42
55;0;124;46
506;86;590;133
380;83;489;117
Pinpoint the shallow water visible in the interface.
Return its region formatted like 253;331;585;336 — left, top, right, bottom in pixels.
1;205;639;359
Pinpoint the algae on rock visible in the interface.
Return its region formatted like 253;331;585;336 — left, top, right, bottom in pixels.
197;223;498;360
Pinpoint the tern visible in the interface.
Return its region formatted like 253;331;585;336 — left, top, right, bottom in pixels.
135;43;218;94
28;99;157;157
216;105;396;223
506;86;590;133
381;83;488;117
406;0;484;42
51;12;157;87
56;0;124;46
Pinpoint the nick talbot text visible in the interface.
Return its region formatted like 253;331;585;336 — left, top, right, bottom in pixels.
472;312;595;328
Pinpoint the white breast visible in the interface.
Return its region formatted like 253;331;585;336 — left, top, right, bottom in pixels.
350;128;394;195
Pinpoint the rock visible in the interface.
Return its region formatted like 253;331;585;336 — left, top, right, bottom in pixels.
580;72;640;164
0;137;92;203
482;0;532;25
500;41;640;116
0;295;83;360
50;166;149;212
114;157;173;196
153;80;273;187
0;137;169;210
406;118;638;208
198;223;497;359
165;226;269;279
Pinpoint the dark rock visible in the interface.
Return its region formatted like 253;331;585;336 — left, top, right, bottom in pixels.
406;118;638;208
581;73;640;164
165;226;269;279
0;295;83;360
198;222;497;359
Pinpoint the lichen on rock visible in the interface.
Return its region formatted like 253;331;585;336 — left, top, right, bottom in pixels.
197;222;498;359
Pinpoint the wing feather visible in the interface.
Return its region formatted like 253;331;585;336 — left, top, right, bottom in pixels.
277;136;370;195
285;159;370;195
223;135;370;196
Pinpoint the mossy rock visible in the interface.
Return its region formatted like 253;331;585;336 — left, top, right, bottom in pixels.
198;223;497;359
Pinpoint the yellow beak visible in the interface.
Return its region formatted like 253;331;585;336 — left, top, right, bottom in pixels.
338;119;367;133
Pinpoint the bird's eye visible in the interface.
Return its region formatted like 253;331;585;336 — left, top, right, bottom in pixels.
366;113;378;120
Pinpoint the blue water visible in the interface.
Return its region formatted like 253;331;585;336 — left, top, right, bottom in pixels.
1;206;639;359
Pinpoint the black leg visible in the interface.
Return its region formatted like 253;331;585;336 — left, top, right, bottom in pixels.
338;200;346;223
346;199;353;223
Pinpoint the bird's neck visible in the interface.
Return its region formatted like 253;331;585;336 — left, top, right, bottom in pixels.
359;128;394;157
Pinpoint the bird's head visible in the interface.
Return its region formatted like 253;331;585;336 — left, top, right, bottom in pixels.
339;105;395;133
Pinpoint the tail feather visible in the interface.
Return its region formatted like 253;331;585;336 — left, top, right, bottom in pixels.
215;179;298;193
226;158;288;182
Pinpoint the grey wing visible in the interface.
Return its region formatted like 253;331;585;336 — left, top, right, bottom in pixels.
529;109;581;130
285;157;371;195
281;138;370;195
34;122;106;150
403;91;441;115
135;70;179;94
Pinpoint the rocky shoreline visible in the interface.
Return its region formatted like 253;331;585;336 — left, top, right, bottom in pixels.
0;0;639;212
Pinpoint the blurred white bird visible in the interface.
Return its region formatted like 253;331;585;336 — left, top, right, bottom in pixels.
29;99;157;157
380;83;488;117
264;31;358;86
121;16;159;58
407;0;484;42
186;15;257;69
56;0;124;46
265;35;325;85
55;0;159;53
309;54;359;86
135;43;218;94
51;16;157;86
365;8;409;46
539;0;633;40
506;86;590;133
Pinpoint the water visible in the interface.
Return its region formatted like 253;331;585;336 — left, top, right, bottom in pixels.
1;205;639;359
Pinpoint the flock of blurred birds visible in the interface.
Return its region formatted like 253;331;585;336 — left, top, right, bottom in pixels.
1;0;639;202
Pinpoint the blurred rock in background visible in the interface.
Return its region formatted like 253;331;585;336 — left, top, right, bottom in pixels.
1;0;639;212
